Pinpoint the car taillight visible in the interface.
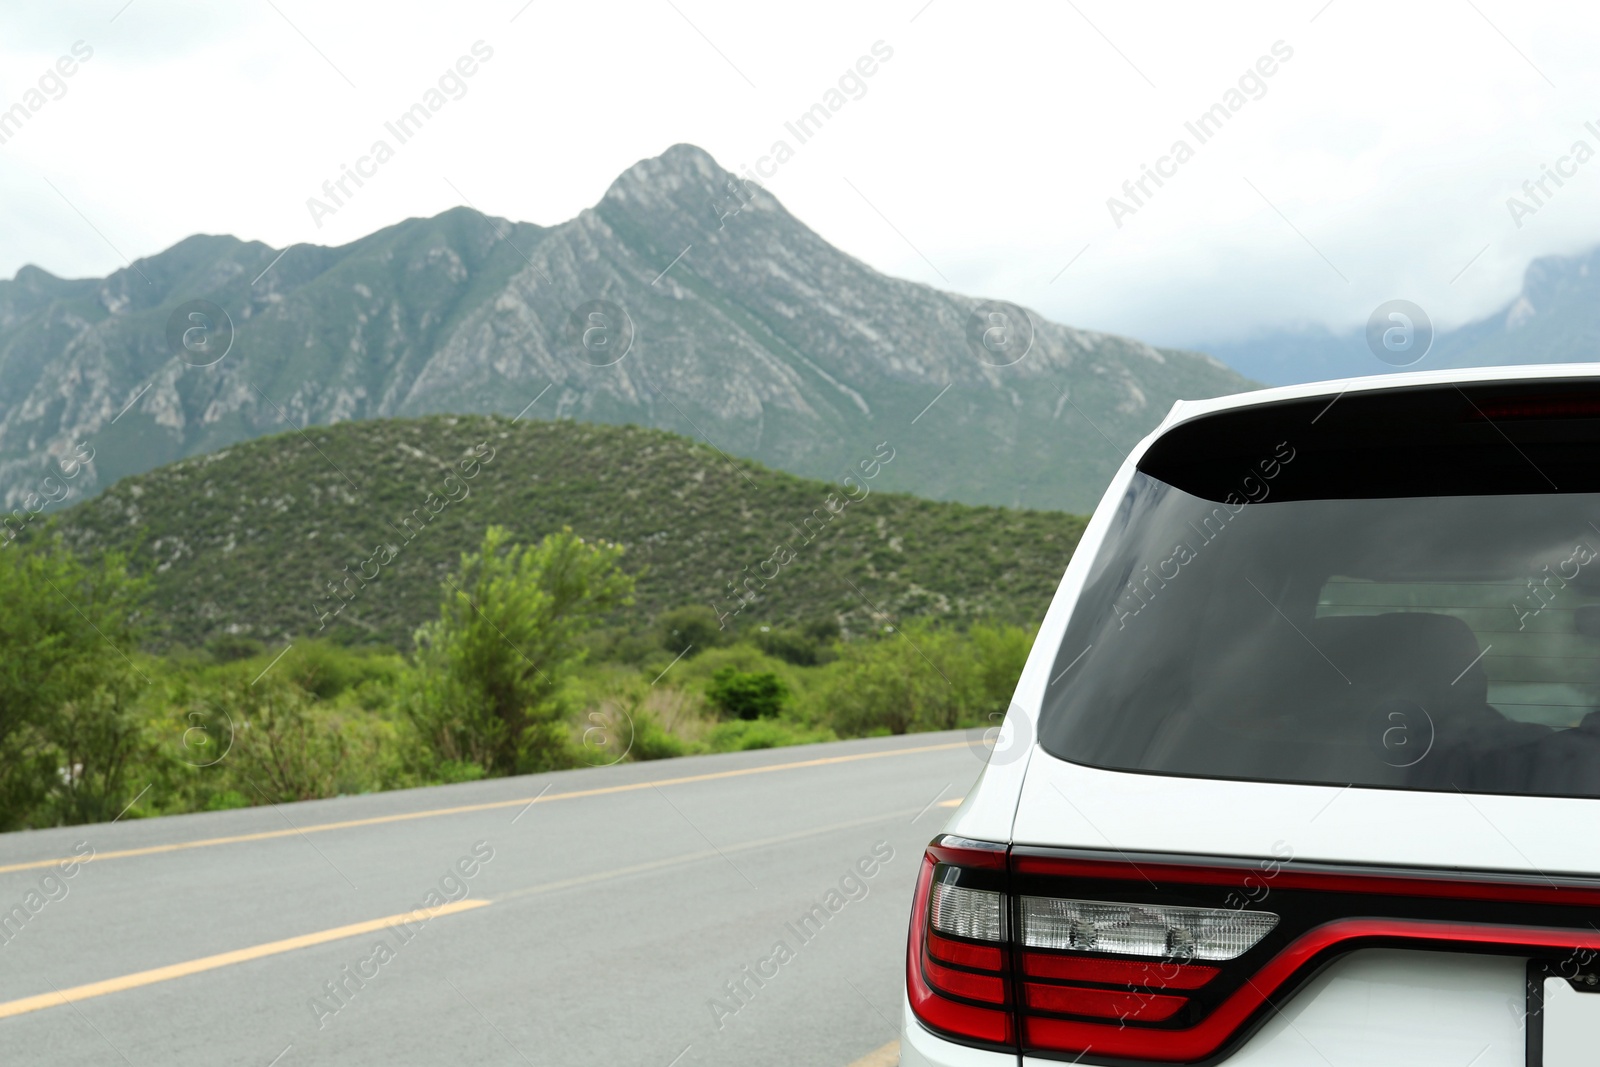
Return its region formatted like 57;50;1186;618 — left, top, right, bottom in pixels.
906;837;1012;1046
1020;896;1277;959
1017;895;1273;1027
906;836;1600;1063
909;839;1275;1051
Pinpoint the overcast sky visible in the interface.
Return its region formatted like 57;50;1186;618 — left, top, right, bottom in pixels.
4;0;1600;347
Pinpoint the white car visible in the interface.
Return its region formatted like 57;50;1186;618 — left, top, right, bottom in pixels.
904;365;1600;1067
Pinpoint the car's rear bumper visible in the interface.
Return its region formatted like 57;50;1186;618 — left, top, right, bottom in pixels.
903;949;1529;1066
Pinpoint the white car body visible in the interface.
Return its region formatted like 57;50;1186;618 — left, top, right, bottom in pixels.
904;365;1600;1066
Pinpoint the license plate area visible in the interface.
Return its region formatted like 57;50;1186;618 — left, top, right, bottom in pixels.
1528;959;1600;1066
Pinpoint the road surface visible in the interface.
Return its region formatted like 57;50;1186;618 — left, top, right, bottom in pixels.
0;732;987;1066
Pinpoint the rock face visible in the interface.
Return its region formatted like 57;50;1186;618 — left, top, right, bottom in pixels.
1427;247;1600;371
0;143;1255;514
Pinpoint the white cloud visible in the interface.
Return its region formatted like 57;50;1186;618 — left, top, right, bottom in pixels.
2;0;1599;350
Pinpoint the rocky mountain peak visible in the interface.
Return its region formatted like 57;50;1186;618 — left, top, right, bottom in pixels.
597;143;787;239
0;143;1254;514
605;143;731;198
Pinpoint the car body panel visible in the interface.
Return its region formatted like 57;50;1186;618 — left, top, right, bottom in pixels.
1019;950;1526;1067
913;366;1600;1064
1011;746;1600;876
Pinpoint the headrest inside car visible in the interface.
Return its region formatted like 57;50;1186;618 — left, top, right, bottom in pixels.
1309;612;1487;703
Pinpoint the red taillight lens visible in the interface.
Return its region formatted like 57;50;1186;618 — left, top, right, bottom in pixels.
928;930;1002;971
906;837;1260;1055
1024;981;1187;1022
1014;895;1271;1040
1021;952;1219;989
907;839;1600;1063
906;839;1013;1047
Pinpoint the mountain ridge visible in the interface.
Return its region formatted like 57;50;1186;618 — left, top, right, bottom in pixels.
0;143;1255;513
1200;245;1600;385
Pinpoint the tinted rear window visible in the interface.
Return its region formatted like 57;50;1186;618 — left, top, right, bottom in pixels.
1037;380;1600;798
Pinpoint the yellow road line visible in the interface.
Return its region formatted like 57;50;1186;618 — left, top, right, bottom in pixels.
0;804;918;1023
0;899;490;1021
0;741;968;877
848;1039;900;1067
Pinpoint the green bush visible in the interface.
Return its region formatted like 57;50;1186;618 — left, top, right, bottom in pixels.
631;711;689;760
656;605;729;657
204;790;250;811
958;623;1035;723
705;719;834;752
206;634;264;663
430;759;489;785
282;641;402;701
676;643;796;684
407;525;634;775
0;530;1038;828
0;535;148;830
817;623;962;736
753;624;837;667
705;667;788;720
813;621;1035;738
220;675;355;803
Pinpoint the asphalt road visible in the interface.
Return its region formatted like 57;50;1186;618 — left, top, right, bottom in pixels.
0;732;987;1066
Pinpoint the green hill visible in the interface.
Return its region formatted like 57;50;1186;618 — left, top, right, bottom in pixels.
50;415;1085;649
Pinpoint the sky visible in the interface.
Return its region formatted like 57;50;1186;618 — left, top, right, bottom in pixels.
4;0;1600;348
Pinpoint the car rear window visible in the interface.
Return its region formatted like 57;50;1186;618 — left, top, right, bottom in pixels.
1036;379;1600;798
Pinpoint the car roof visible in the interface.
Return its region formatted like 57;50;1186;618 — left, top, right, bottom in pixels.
1162;362;1600;432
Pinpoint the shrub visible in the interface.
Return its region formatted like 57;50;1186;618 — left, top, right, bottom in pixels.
705;719;834;752
38;680;153;827
818;623;963;736
206;634;264;663
631;711;689;760
957;622;1035;724
753;625;836;667
0;536;147;830
407;525;634;776
656;605;728;657
812;621;1037;738
218;675;353;803
283;641;401;701
204;790;250;811
705;667;788;720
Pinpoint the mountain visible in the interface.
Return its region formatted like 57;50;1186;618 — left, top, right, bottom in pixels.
47;415;1085;649
0;143;1255;515
1427;247;1600;370
1194;324;1370;387
1201;246;1600;386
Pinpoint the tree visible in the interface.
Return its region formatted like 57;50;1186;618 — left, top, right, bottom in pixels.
408;526;634;775
705;668;788;720
959;623;1034;724
0;535;147;830
819;623;961;736
815;622;1036;738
